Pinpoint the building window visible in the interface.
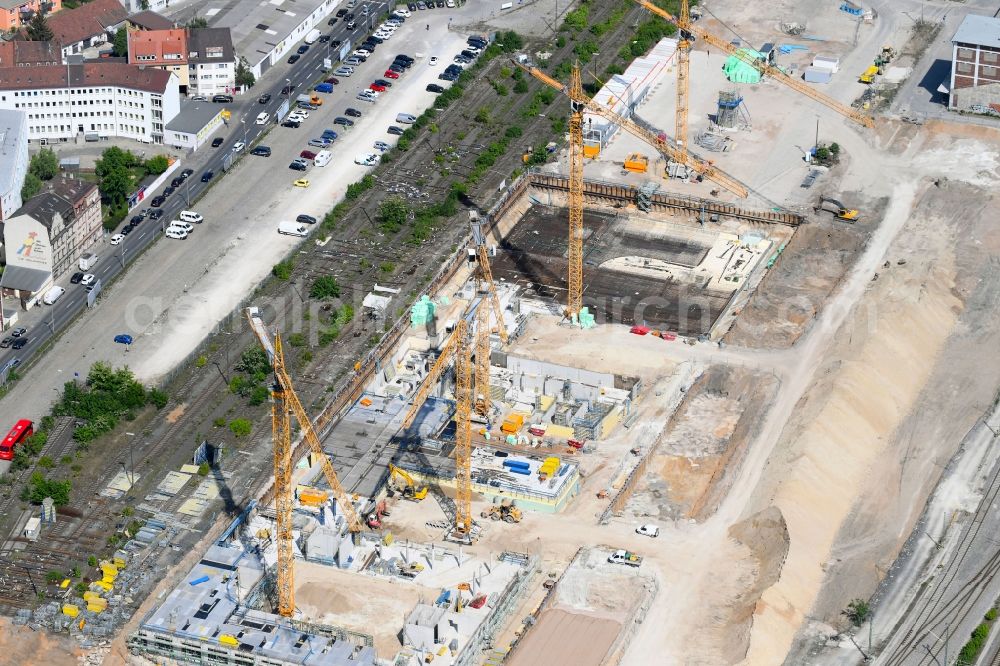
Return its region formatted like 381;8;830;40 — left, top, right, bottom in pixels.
957;62;973;75
957;47;976;61
984;65;997;78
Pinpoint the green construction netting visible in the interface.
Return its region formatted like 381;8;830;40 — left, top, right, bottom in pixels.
722;49;764;84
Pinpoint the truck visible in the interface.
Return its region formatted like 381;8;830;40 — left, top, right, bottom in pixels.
608;549;643;567
78;252;97;271
304;29;321;45
297;93;322;107
278;221;308;237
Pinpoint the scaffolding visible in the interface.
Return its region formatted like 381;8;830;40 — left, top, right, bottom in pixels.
715;89;751;130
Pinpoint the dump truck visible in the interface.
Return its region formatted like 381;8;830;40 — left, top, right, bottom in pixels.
388;464;427;501
608;549;643;567
815;196;860;222
859;65;878;84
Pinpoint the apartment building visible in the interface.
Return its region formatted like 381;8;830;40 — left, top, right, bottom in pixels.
0;110;29;222
186;28;236;97
47;0;127;59
0;0;62;33
128;28;190;91
0;62;180;144
949;14;1000;111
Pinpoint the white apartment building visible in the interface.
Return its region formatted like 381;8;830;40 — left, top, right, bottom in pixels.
0;63;180;145
187;28;237;97
0;109;29;221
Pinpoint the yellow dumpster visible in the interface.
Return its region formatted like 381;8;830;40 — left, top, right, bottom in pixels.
219;635;239;647
62;604;79;618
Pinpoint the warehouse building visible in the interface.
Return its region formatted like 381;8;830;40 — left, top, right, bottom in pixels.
949;14;1000;111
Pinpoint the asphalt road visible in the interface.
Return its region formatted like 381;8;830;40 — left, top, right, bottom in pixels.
0;2;391;383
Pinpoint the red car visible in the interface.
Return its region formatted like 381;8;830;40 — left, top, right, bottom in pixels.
300;150;317;160
370;83;387;92
324;77;339;85
383;69;400;79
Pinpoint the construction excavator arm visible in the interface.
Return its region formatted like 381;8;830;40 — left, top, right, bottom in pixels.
515;61;750;198
631;0;875;129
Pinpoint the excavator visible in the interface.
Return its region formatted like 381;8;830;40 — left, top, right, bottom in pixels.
815;196;860;222
388;463;428;501
481;498;522;523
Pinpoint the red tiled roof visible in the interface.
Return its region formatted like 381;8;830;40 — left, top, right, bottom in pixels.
48;0;127;47
0;39;62;66
127;28;187;66
0;62;173;94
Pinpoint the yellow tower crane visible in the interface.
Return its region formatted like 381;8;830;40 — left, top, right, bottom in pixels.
246;307;365;617
517;61;750;198
631;0;875;129
675;0;691;149
470;213;509;418
567;64;586;320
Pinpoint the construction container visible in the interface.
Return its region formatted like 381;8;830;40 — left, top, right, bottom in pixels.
23;517;40;541
812;55;840;72
803;67;833;84
62;604;79;618
623;153;648;173
583;145;600;158
219;635;240;647
501;413;526;434
297;487;329;507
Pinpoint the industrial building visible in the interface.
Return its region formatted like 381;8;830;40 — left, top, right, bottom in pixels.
0;109;29;222
948;14;1000;111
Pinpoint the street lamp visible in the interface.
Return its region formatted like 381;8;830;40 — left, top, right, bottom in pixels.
241;117;247;147
285;78;291;96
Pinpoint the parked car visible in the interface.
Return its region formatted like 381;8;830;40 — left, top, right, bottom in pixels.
354;153;379;166
251;146;272;156
333;117;354;127
319;34;331;43
180;168;194;179
233;141;245;152
325;77;340;85
300;150;317;160
288;54;301;64
150;195;166;207
327;16;338;25
289;161;308;171
370;83;387;92
636;524;660;538
148;208;164;220
297;44;310;54
387;125;404;135
281;84;295;95
281;119;301;128
80;274;96;286
426;83;445;93
336;8;348;17
201;171;214;182
11;338;27;350
170;177;183;188
114;334;133;345
190;95;208;101
345;108;363;118
296;214;318;225
110;234;125;245
322;129;339;139
259;93;272;104
384;69;400;79
212;94;234;103
374;140;390;152
308;138;331;148
374;78;393;88
70;272;84;284
429;56;439;66
293;179;311;188
212;137;224;147
0;338;10;349
165;228;188;240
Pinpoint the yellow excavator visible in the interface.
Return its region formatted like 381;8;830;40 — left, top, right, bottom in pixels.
388;464;428;501
815;196;860;222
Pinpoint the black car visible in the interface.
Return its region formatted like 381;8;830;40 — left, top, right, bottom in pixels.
121;224;133;236
296;214;317;224
345;12;354;20
170;177;183;188
148;208;164;220
426;83;445;93
345;108;362;117
212;137;224;147
259;93;272;104
336;8;348;16
468;37;488;47
281;119;301;128
289;161;308;171
297;45;309;54
163;186;175;197
327;16;338;25
374;78;393;87
395;54;414;63
250;145;272;157
331;39;343;48
281;85;295;95
319;34;331;42
70;272;84;284
333;116;354;126
130;215;143;226
454;55;472;64
11;338;27;350
439;72;458;81
407;2;417;9
201;171;214;182
436;0;445;7
392;58;412;69
445;64;462;73
387;125;404;135
180;168;194;179
288;54;301;64
150;195;166;207
212;94;234;103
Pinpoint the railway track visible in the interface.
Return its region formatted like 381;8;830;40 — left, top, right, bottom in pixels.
879;458;1000;666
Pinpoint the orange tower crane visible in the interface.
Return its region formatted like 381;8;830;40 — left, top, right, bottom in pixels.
246;307;365;617
470;214;509;418
675;0;692;149
567;64;586;320
632;0;875;129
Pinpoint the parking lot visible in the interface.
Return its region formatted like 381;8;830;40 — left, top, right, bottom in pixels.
0;4;480;421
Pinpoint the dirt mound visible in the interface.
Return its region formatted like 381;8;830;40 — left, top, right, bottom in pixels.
723;507;791;663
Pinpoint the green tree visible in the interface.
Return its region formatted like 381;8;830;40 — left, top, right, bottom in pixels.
235;56;256;89
144;155;169;175
186;16;209;28
26;10;53;41
112;27;128;58
30;148;59;181
842;599;870;627
95;147;137;208
21;173;42;200
309;275;341;300
377;196;409;233
229;419;252;438
235;346;270;376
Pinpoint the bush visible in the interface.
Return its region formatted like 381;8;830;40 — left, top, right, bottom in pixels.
198;462;210;476
513;79;529;94
21;172;42;200
87;555;98;567
377;196;410;233
25;472;71;506
248;385;269;406
562;3;589;31
195;355;207;368
379;261;395;273
272;259;295;280
988;609;998;622
958;622;991;664
556;36;566;48
229;375;247;395
74;582;88;596
229;419;252;438
345;175;375;200
148;388;169;409
37;456;54;469
475;107;492;124
842;599;870;627
45;571;65;585
144;155;170;175
60;363;148;444
309;275;341;300
213;417;226;428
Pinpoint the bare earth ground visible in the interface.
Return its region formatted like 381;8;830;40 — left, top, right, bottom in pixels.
0;617;82;666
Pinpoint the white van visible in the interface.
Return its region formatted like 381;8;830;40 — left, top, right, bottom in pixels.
179;210;203;224
278;221;308;237
255;111;270;125
168;220;195;233
396;113;417;124
314;150;332;167
43;286;65;305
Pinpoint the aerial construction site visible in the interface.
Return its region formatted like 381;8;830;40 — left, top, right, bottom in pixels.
2;0;1000;665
